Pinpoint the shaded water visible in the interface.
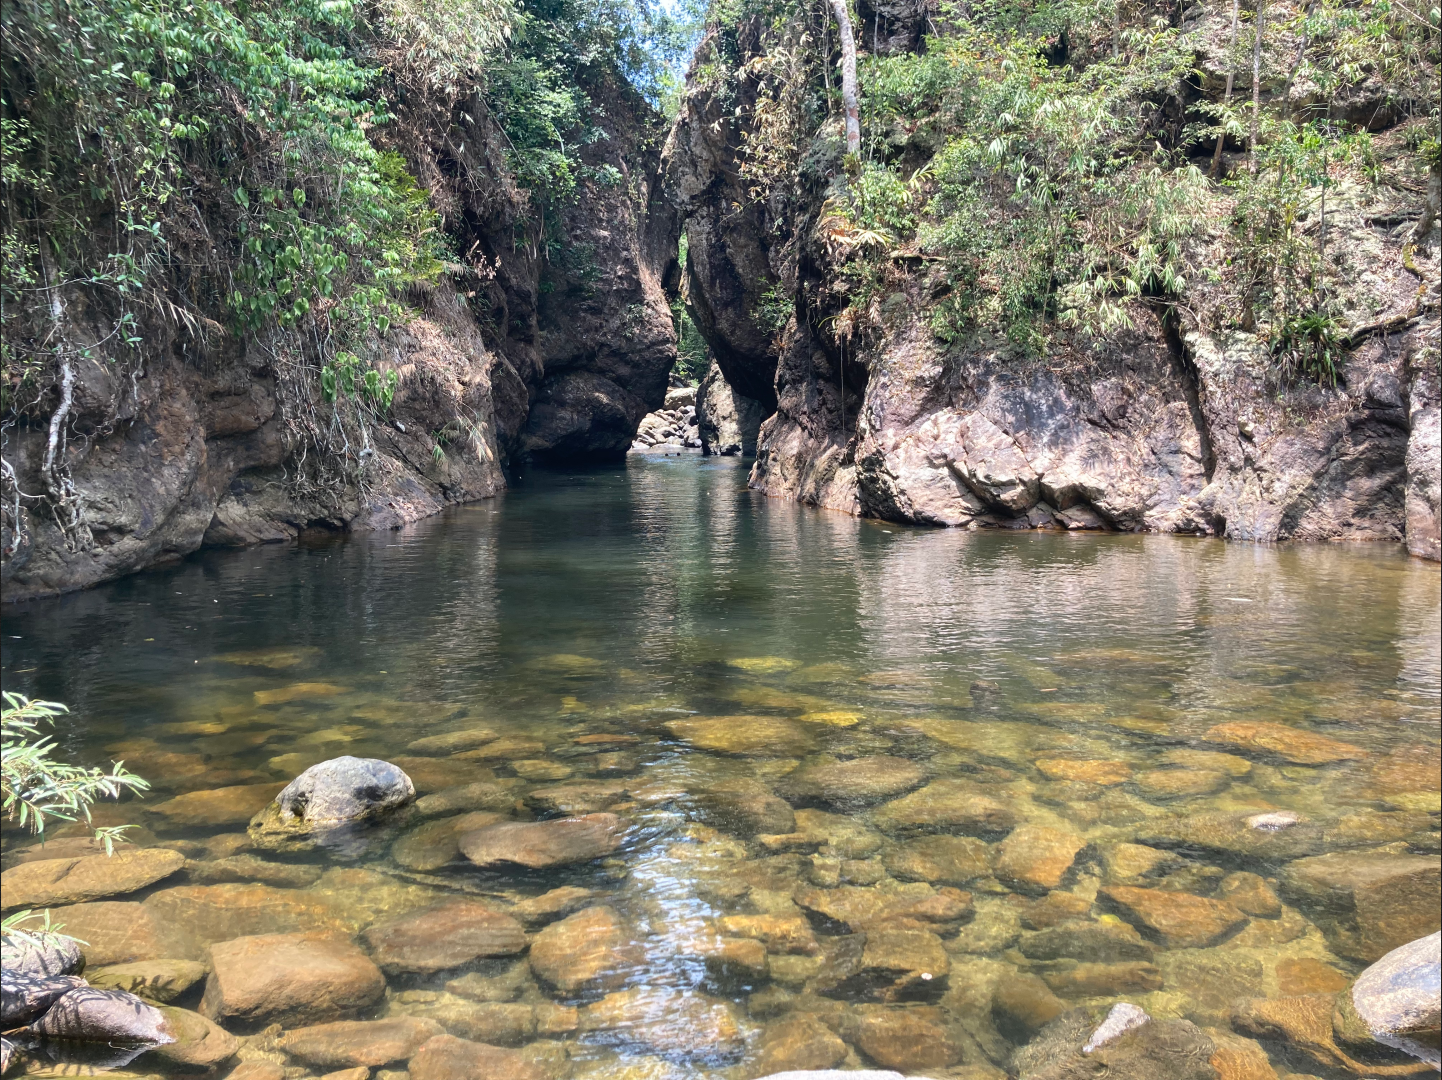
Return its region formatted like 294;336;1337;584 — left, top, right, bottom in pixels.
3;455;1440;1078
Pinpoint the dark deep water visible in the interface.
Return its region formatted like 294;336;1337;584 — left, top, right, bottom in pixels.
2;454;1439;1077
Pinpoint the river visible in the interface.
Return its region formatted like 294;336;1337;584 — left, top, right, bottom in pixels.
3;454;1439;1077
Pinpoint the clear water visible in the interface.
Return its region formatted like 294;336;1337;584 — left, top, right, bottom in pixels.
3;455;1439;1078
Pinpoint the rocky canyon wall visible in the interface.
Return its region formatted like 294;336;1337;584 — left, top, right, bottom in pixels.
662;19;1441;559
2;73;679;602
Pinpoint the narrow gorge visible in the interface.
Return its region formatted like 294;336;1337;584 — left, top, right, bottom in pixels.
2;2;1440;1080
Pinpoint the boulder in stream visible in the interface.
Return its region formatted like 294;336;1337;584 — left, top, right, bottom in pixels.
249;757;415;847
28;986;176;1046
1332;930;1441;1068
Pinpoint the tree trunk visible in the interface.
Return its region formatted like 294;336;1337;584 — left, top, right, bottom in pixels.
1209;0;1241;178
1250;0;1265;170
828;0;861;155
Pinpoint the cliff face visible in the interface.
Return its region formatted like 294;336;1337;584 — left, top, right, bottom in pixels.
2;75;679;602
663;15;1441;558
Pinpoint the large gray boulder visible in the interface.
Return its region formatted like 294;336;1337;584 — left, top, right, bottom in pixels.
249;757;415;847
0;933;84;978
1334;930;1441;1067
1;972;86;1027
28;986;175;1045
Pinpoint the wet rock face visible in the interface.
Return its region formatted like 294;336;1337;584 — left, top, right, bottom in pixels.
2;64;678;599
697;358;767;455
521;72;678;462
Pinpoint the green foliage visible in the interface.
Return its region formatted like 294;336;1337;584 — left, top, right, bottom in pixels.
2;694;149;849
825;25;1205;351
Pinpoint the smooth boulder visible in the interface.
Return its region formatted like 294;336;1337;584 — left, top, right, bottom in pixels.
29;986;175;1045
0;932;84;977
1333;931;1441;1067
249;757;415;842
1;972;86;1027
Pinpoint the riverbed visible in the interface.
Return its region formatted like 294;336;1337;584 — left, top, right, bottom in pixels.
3;454;1439;1078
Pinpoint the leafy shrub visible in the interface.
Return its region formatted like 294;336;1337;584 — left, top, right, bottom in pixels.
2;694;148;849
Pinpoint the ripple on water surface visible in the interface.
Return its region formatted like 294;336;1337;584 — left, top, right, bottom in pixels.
2;454;1439;1079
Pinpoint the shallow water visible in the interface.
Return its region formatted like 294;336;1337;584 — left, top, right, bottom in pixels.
3;455;1440;1078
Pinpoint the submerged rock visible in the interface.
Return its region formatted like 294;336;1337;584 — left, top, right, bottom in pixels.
414;781;518;817
1018;919;1155;962
361;901;526;974
406;729;498;755
754;1013;848;1074
779;757;927;805
185;853;325;889
580;987;746;1058
872;780;1018;836
528;906;643;993
883;835;992;886
249;757;415;844
391;811;505;871
407;1033;547;1080
1281;851;1441;961
150;1006;241;1068
201;931;385;1026
458;813;627;869
666;716;817;756
279;1017;447;1068
149;783;289;828
855;1004;966;1071
1201;721;1367;764
995;826;1086;894
1012;1006;1217;1080
87;959;207;1003
694;778;796;836
1100;885;1248;948
0;848;186;910
524;780;628;815
795;882;973;932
